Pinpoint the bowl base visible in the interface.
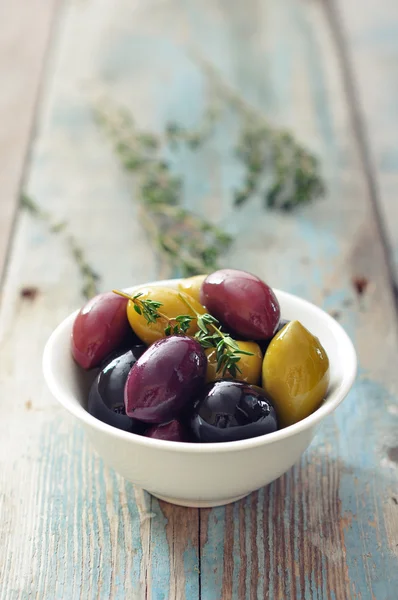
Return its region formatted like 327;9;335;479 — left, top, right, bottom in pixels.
147;491;250;508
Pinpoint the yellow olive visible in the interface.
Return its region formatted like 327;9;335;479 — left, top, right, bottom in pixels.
262;321;330;427
205;341;263;384
127;287;206;346
178;275;208;305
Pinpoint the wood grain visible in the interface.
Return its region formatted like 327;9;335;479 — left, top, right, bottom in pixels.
333;0;398;294
1;0;398;598
152;503;199;600
0;0;58;283
190;0;398;597
0;0;200;597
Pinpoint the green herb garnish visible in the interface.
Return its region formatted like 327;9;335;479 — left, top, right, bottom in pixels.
112;289;253;377
21;194;100;300
195;56;324;212
95;104;231;277
178;294;253;378
112;290;195;336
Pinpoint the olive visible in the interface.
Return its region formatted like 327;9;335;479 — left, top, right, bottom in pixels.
191;381;278;443
258;319;290;354
125;336;207;423
201;269;280;340
205;341;263;385
126;287;206;346
178;275;208;305
262;320;330;427
145;420;191;442
88;346;146;432
71;292;130;369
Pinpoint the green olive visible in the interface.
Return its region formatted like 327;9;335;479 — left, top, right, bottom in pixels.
262;321;330;427
205;341;263;385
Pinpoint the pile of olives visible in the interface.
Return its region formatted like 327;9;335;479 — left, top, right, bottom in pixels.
71;269;330;443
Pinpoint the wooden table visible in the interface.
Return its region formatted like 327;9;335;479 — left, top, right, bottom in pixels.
1;0;397;598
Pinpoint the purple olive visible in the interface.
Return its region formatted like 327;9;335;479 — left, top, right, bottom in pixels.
124;336;206;423
145;420;191;442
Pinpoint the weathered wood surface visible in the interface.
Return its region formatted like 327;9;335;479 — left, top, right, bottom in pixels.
0;0;58;282
335;0;398;293
1;0;398;598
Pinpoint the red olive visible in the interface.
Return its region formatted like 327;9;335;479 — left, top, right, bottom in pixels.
71;292;130;369
201;269;280;339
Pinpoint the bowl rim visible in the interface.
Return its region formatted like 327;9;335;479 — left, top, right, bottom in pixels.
43;279;357;454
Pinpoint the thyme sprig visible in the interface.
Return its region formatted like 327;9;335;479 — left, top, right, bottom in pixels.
165;105;221;150
21;194;100;299
112;290;195;335
95;104;231;277
95;78;324;278
68;236;100;300
112;289;253;377
178;293;253;378
195;57;324;210
234;123;324;211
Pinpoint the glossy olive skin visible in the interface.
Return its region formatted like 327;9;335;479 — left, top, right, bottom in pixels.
178;275;208;305
258;319;290;354
191;381;278;443
205;341;263;385
125;336;207;423
145;420;191;442
262;320;330;427
72;292;129;369
126;287;206;346
88;346;146;432
201;269;280;340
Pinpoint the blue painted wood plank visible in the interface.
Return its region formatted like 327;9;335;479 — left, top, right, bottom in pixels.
26;420;151;599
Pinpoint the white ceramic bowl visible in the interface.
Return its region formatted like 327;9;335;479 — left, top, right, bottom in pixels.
43;279;357;507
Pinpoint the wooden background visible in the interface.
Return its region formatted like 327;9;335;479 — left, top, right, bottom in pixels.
1;0;398;598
